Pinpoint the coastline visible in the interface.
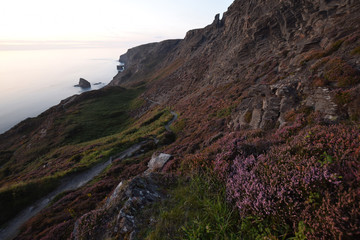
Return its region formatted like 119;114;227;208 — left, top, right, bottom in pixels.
0;47;120;134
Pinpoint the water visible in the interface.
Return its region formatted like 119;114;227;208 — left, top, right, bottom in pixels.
0;47;124;134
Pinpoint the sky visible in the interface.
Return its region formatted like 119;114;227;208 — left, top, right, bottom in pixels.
0;0;234;49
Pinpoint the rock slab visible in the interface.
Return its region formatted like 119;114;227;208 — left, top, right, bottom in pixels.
71;174;164;240
146;153;172;173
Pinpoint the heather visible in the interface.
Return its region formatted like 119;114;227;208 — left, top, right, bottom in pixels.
215;123;360;239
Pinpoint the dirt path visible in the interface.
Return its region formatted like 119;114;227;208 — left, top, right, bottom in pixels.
165;111;178;132
143;98;178;132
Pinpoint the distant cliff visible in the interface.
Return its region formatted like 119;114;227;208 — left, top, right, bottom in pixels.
109;40;181;86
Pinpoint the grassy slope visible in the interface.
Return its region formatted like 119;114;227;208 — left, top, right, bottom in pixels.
15;108;175;239
139;171;242;240
0;85;174;227
59;87;144;144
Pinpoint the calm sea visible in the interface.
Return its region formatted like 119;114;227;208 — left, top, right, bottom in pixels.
0;47;124;134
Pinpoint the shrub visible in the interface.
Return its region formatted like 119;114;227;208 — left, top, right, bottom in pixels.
334;90;353;106
244;110;253;124
170;118;186;134
215;124;360;239
324;58;360;87
312;77;328;87
303;40;344;63
216;107;232;118
324;39;344;56
350;46;360;55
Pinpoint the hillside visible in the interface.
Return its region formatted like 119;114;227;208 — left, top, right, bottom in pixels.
1;0;360;239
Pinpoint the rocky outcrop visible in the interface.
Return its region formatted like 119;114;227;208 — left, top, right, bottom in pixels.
228;75;342;131
74;78;91;89
71;150;173;240
304;87;338;120
228;78;301;130
71;173;166;240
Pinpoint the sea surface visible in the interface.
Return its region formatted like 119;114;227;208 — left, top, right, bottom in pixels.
0;47;124;134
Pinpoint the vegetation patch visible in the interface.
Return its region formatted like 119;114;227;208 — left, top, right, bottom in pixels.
303;39;345;63
60;87;145;144
142;172;241;240
214;123;360;239
170;117;186;134
350;45;360;55
0;176;59;226
334;90;353;106
0;100;173;228
312;77;328;87
324;57;360;87
212;107;232;118
244;110;253;124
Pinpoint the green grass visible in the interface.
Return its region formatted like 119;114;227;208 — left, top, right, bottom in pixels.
142;171;242;240
59;86;145;144
170;117;186;134
0;90;174;227
139;167;297;240
324;39;344;56
0;176;59;226
216;107;232;118
209;107;233;119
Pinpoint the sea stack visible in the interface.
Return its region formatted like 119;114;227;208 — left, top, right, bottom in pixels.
75;78;91;89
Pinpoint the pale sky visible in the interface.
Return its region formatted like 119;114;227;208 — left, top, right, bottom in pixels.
0;0;233;49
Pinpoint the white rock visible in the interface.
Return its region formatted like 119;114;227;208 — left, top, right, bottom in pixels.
147;153;172;172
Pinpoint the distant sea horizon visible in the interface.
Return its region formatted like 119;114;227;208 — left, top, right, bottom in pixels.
0;46;125;134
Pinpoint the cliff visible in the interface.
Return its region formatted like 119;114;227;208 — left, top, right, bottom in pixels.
1;0;360;239
110;0;360;133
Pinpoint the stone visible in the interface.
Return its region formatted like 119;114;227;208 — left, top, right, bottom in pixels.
249;108;262;129
305;87;338;120
147;153;172;173
72;174;165;240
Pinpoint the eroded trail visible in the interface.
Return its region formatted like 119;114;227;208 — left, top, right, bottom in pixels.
165;111;178;132
0;141;147;240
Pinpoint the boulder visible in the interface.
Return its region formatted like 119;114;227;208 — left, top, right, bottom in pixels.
72;174;165;240
146;153;172;173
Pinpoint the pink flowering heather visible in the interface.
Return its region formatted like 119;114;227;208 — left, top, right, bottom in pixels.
216;124;360;239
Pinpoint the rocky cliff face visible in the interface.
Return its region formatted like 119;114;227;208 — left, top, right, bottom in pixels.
111;0;360;135
109;40;181;86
